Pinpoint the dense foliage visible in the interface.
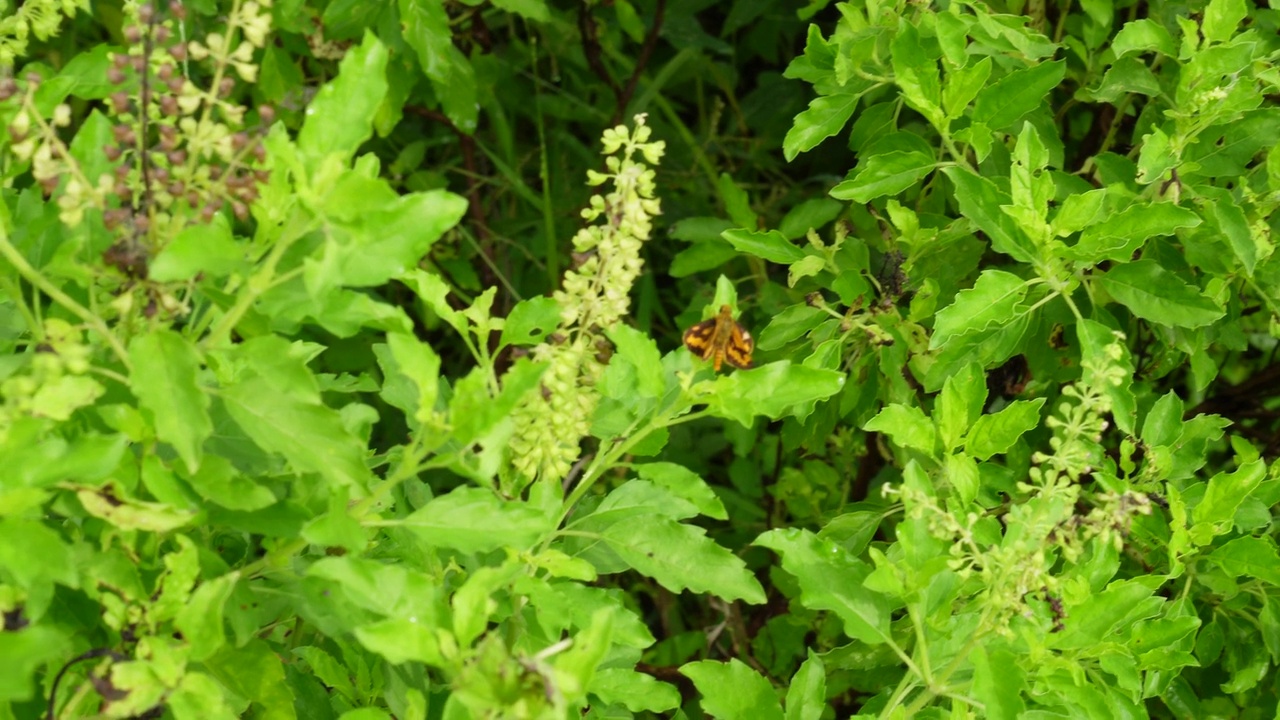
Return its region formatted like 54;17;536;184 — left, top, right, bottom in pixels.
2;0;1279;717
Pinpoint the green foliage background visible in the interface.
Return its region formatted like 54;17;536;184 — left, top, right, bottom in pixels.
1;0;1279;718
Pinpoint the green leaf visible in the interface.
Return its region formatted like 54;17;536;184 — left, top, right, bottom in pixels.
602;515;766;604
150;215;244;281
943;57;993;120
682;659;784;720
784;652;826;720
1111;19;1176;58
938;362;987;451
399;0;478;132
971;646;1027;720
297;32;389;170
1067;202;1201;264
77;489;195;532
204;640;297;720
972;60;1065;130
718;173;758;229
0;626;69;702
355;618;445;666
1203;186;1261;276
890;19;943;126
0;518;78;590
321;189;469;288
943;167;1037;263
1052;579;1159;649
722;229;807;264
758;305;826;352
175;572;239;661
339;709;394;720
1052;188;1110;236
499;296;561;348
128;330;210;476
1201;0;1247;43
706;362;845;427
1192;456;1264;540
830;150;936;203
931;270;1029;349
783;91;861;162
293;646;357;701
1095;260;1224;328
403;486;553;553
965;399;1045;460
755;528;891;644
1077;319;1137;435
863;403;937;456
589;668;681;713
490;0;549;22
169;672;239;720
222;376;373;492
634;463;728;520
1206;537;1280;585
778;198;843;240
185;454;277;511
606;324;665;398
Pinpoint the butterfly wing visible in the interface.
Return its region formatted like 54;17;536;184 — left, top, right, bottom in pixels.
682;318;718;361
724;321;754;369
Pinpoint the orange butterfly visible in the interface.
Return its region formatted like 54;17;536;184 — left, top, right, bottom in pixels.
683;304;754;372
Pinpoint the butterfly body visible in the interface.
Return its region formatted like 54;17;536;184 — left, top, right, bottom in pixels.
683;304;753;371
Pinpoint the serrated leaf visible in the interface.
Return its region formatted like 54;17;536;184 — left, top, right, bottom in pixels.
129;330;210;474
223;376;372;492
783;91;861;162
722;229;807;263
1096;260;1224;328
973;60;1065;130
755;528;891;644
863;403;937;456
706;362;845;427
931;270;1029;349
602;514;765;603
403;486;553;553
965;398;1046;460
831;150;936;203
943;167;1037;263
297;32;388;169
785;652;826;720
590;668;681;712
682;659;784;720
1067;202;1201;264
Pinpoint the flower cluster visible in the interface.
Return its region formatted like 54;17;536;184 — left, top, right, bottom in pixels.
507;115;665;487
0;0;90;68
4;0;273;290
891;334;1151;636
0;319;104;441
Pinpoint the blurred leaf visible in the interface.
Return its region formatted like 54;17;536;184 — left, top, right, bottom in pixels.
784;652;825;720
297;32;389;170
682;659;784;720
150;215;244;281
722;229;807;263
130;330;210;474
864;403;936;456
634;462;727;520
603;515;766;603
755;528;892;644
703;361;844;427
223;376;372;492
590;668;681;713
175;572;239;661
403;486;553;553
